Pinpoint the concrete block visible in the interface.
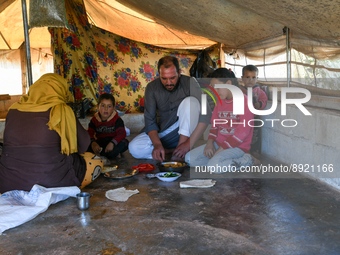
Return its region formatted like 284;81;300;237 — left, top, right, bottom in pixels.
272;132;293;164
312;144;327;167
286;137;312;165
262;104;301;138
261;102;288;133
322;146;340;179
262;127;290;161
315;110;340;148
324;147;340;170
285;105;316;141
262;125;312;166
261;126;276;158
262;102;316;143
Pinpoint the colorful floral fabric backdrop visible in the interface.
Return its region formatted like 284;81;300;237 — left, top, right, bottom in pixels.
50;0;220;113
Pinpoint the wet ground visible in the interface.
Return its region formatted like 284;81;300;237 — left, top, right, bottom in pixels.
1;142;340;254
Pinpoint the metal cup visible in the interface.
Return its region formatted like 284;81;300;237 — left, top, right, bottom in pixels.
76;192;92;210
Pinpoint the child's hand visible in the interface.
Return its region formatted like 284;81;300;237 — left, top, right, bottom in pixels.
105;142;114;153
213;146;224;156
253;92;259;103
91;142;102;155
204;141;216;159
253;92;261;109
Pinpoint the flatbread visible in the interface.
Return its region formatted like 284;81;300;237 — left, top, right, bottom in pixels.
180;179;216;188
105;187;139;202
101;165;118;173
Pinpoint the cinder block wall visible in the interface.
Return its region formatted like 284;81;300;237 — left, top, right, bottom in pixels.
261;98;340;191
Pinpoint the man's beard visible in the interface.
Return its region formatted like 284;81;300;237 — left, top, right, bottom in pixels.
164;80;179;92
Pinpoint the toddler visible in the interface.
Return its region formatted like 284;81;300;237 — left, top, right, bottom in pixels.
241;65;268;154
241;65;267;110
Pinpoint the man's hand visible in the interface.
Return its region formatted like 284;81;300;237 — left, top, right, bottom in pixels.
148;130;165;161
105;142;114;153
203;140;215;159
152;144;165;162
172;139;190;159
91;141;102;156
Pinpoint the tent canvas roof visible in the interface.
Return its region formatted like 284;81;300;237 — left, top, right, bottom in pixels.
1;0;340;51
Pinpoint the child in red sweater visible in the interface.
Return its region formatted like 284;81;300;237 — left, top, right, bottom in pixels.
185;68;254;172
87;93;128;159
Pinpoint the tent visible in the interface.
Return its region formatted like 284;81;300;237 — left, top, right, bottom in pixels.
1;0;340;190
1;0;340;107
2;0;340;54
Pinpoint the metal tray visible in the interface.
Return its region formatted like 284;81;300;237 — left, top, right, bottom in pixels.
156;161;188;173
103;169;139;180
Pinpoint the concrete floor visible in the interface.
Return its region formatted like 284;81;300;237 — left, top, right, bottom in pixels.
1;140;340;254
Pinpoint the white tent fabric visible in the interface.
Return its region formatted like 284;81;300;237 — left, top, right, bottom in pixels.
1;0;340;94
0;0;215;50
1;0;340;58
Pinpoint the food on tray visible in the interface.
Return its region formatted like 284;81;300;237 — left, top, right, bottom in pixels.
132;163;156;171
104;172;132;178
163;162;184;168
162;172;179;177
102;165;118;173
115;173;132;177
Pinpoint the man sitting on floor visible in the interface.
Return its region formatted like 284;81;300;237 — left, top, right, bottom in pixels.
129;56;212;161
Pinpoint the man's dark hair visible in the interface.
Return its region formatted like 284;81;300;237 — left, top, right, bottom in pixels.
242;65;258;76
209;68;239;87
158;56;180;75
98;93;115;106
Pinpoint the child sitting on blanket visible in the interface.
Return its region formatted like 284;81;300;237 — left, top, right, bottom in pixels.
185;68;254;172
87;93;129;160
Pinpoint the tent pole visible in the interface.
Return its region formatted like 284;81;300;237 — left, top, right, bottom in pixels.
219;43;225;67
286;27;290;87
21;0;33;87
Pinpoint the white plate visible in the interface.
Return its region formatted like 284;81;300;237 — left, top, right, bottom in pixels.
155;172;181;182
